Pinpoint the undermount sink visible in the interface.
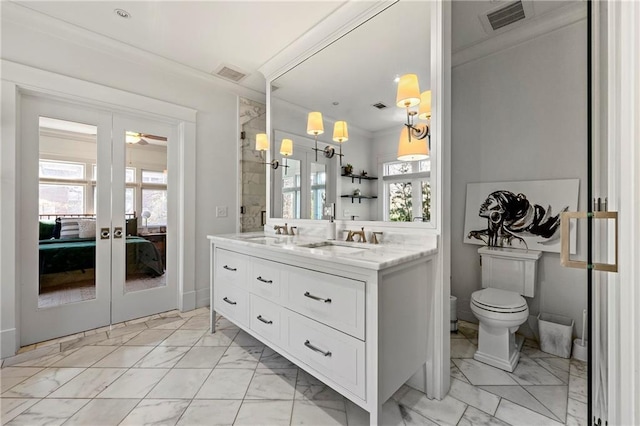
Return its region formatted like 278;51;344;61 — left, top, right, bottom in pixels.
299;241;369;254
242;235;283;244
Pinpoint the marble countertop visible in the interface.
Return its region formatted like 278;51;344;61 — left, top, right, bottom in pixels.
207;232;438;271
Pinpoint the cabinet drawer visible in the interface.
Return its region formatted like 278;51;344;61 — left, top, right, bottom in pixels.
249;258;282;303
214;281;249;327
250;294;283;345
285;269;365;340
215;248;249;289
286;310;365;399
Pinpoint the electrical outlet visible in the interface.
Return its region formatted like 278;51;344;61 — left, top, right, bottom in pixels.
216;206;228;218
343;209;350;217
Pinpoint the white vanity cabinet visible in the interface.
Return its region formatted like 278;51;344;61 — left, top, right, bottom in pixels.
209;237;437;425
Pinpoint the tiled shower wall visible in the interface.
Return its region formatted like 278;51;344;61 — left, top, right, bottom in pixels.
239;98;267;233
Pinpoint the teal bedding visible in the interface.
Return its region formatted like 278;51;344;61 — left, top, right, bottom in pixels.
39;236;164;277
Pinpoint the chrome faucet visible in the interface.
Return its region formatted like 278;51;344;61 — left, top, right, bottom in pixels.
274;223;288;235
346;227;366;243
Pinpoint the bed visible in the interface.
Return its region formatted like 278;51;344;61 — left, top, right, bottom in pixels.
38;214;164;278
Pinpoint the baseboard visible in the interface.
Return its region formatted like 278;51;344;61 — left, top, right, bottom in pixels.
195;287;210;309
0;328;17;359
180;290;196;312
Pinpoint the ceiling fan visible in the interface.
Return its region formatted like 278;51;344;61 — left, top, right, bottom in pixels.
125;131;167;145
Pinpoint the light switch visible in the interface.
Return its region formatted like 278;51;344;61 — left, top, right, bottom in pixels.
216;206;228;218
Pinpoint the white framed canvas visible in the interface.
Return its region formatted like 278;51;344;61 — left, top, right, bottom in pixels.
463;179;579;254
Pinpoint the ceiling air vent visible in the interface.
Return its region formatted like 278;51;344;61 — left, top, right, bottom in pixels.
372;102;387;110
214;65;248;83
480;0;533;34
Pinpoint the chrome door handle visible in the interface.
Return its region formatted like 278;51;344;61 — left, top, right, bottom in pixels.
223;265;237;271
223;297;237;305
257;315;273;324
257;276;273;284
304;291;331;304
100;228;110;240
113;227;123;239
561;211;618;272
304;340;331;357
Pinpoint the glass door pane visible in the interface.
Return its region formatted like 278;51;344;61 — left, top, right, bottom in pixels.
38;117;98;308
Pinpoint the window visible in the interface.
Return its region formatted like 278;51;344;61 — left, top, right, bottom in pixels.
382;159;431;222
39;160;87;214
142;189;167;226
282;159;301;219
310;163;326;220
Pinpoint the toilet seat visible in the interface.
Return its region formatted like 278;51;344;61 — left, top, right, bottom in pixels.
471;288;527;313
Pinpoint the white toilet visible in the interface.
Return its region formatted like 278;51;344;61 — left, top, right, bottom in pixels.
470;246;542;372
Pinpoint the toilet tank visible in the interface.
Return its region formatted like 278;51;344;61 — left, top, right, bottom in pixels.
478;247;542;297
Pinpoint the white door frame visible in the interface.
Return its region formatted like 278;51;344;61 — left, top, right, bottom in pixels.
0;60;197;357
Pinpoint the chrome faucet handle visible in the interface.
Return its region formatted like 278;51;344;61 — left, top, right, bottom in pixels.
371;232;383;244
289;226;297;236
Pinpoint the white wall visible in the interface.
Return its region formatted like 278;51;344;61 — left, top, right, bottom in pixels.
1;9;263;355
451;21;588;338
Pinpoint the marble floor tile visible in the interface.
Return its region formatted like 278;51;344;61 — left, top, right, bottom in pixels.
1;367;43;393
232;330;265;348
451;364;470;384
451;338;478;359
479;385;557;420
145;315;183;329
566;397;587;425
524;385;568;422
180;316;211;330
6;398;89;426
215;317;240;331
147;368;211;399
217;345;263;369
295;370;345;401
180;307;210;318
177;399;242;425
120;399;190;426
133;346;190;368
160;329;207;347
570;359;587;379
450;330;467;339
291;399;347;426
258;347;297;369
453;359;519;386
48;367;126;398
94;330;144;346
569;374;588;403
59;332;109;351
63;398;139;426
50;345;116;367
16;345;36;354
125;315;154;325
105;323;148;339
535;357;571;384
344;400;369;426
95;368;168;398
153;318;187;330
401;406;440;426
390;384;412;402
195;368;255;399
1;367;85;398
196;329;239;347
123;329;174;346
494;399;565;426
0;398;40;424
398;387;467;425
449;378;500;415
457;406;510;426
245;368;298;400
3;346;62;367
175;346;226;368
234;399;293;426
92;345;154;368
509;355;565;386
13;350;77;368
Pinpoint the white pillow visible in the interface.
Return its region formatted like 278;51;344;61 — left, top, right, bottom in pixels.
77;219;97;239
59;218;80;239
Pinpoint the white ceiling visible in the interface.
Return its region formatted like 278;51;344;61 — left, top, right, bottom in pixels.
13;0;347;93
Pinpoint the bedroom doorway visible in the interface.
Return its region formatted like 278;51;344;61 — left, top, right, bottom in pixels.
20;95;177;345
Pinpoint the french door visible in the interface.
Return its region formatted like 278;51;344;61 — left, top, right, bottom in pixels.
20;94;177;345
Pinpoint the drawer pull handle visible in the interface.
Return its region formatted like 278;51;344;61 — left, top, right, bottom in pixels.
304;291;332;304
223;265;237;271
304;340;332;357
223;297;237;305
256;276;273;284
257;315;273;325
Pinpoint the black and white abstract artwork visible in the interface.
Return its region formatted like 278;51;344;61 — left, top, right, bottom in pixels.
463;179;579;254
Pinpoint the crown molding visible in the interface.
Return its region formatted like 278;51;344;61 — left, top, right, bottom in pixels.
1;1;266;102
258;0;397;82
452;1;587;68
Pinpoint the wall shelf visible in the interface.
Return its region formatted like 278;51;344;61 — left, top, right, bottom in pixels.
341;173;378;183
341;195;378;204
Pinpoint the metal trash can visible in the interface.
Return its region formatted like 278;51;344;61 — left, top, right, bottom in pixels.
538;313;574;358
450;296;458;332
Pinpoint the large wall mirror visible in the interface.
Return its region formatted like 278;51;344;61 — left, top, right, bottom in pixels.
268;0;433;225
